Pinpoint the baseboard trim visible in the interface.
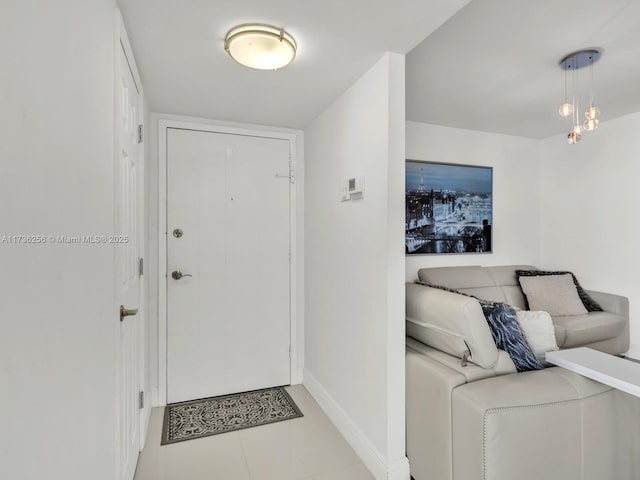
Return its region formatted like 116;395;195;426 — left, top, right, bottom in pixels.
303;369;410;480
386;457;411;480
140;401;152;449
292;367;304;385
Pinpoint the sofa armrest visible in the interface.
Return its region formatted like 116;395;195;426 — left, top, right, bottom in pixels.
585;289;629;317
406;283;499;369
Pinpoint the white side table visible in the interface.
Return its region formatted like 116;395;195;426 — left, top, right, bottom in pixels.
546;347;640;398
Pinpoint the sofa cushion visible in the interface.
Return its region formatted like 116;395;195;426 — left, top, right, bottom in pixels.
519;274;588;316
516;269;603;312
501;285;529;310
458;286;506;304
406;283;500;369
452;368;614;480
552;312;626;348
419;265;538;307
418;265;493;289
485;265;537;286
553;324;567;347
406;337;516;381
422;284;542;372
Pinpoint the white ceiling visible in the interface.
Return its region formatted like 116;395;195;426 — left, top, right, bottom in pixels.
117;0;471;129
406;0;640;139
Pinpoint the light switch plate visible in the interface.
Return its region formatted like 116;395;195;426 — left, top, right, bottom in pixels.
341;176;365;201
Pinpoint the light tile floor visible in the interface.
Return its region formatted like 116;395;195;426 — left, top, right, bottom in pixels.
134;385;375;480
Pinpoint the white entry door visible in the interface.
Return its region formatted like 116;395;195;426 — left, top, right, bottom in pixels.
166;128;291;404
116;39;142;480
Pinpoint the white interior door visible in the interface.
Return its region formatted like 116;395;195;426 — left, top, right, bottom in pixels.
116;41;141;480
166;128;291;404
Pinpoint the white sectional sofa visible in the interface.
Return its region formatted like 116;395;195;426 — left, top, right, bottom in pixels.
406;265;639;480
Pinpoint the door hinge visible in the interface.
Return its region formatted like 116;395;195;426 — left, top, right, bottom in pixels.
275;171;295;184
139;391;144;409
138;257;144;276
288;157;295;184
138;124;144;143
275;156;295;184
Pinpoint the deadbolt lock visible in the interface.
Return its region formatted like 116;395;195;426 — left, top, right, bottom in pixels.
173;228;183;238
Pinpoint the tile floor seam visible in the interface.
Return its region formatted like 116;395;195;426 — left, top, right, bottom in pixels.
297;462;359;480
238;434;255;480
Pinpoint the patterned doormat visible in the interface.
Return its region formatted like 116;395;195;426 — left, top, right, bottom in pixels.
161;386;303;445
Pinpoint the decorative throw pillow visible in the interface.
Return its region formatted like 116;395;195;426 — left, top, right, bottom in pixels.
518;274;587;316
481;303;543;372
419;282;543;371
515;310;559;361
515;270;602;312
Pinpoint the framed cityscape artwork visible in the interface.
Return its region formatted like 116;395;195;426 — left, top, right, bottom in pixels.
405;160;493;255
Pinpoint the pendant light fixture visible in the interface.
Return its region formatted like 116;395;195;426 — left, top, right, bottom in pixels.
224;24;297;71
558;64;573;118
557;49;602;144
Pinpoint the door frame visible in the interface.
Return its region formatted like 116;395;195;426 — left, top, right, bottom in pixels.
114;6;147;473
157;119;299;406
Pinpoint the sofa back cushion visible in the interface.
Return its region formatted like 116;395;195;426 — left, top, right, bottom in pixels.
417;265;490;288
406;282;500;369
417;265;538;310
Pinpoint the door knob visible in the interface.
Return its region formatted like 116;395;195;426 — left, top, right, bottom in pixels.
120;305;138;322
172;270;193;280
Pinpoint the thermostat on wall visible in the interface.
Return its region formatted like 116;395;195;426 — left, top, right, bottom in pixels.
341;176;365;201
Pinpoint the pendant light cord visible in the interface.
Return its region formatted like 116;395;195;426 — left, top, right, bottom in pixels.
571;59;578;126
590;58;595;108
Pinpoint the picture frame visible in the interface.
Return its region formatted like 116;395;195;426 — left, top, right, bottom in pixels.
405;160;493;255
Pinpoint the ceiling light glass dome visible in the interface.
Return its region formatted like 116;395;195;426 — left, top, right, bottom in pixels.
225;24;297;70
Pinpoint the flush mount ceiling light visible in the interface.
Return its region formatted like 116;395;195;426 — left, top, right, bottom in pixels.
557;49;602;144
224;24;297;71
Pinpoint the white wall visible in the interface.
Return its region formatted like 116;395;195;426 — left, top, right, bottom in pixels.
146;113;305;404
0;1;118;479
304;53;409;480
405;122;541;281
539;112;640;352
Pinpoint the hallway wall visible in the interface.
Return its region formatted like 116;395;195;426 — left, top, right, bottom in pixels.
304;53;409;480
0;1;119;479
